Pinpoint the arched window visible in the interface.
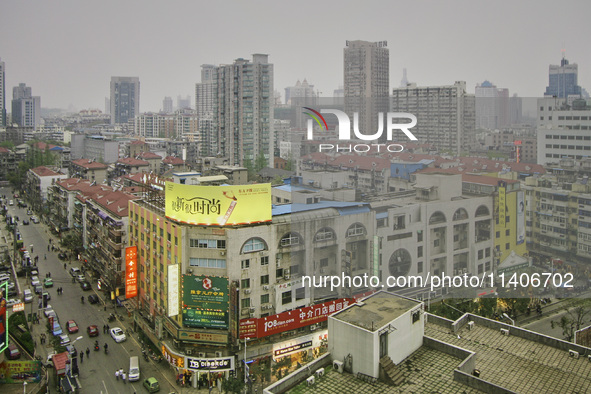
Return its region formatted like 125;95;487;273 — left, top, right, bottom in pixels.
241;237;267;254
279;232;302;247
453;208;468;221
475;205;490;217
429;211;446;225
346;223;366;237
315;227;336;242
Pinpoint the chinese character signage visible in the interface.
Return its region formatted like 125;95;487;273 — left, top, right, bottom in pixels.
0;282;6;353
165;183;272;226
186;356;234;372
162;345;184;368
168;265;179;317
0;360;43;383
182;275;229;329
125;246;138;298
498;181;506;228
239;298;353;339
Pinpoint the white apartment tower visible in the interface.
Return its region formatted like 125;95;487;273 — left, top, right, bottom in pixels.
213;54;274;167
344;40;389;141
391;81;476;155
12;83;41;129
195;64;216;118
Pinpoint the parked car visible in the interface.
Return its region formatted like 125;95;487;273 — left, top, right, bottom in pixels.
30;216;39;224
23;289;33;303
76;274;85;283
6;298;21;307
80;281;91;291
58;252;68;260
44;306;54;317
5;344;21;360
88;294;99;304
59;334;70;345
22;219;29;225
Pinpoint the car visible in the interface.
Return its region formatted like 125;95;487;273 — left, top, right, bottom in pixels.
5;344;21;360
31;276;39;285
88;294;99;304
26;210;32;215
6;298;21;307
65;344;77;358
76;274;85;283
30;269;38;276
42;291;51;302
110;327;126;343
46;352;56;367
59;334;70;345
66;320;79;334
34;285;43;294
8;200;13;206
23;289;33;303
87;325;99;337
143;377;160;393
58;252;68;260
22;219;29;225
31;216;39;224
44;306;54;317
80;281;91;291
44;278;53;288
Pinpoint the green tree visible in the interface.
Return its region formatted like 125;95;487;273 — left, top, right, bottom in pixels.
221;377;244;394
244;158;255;181
255;153;268;172
551;302;591;342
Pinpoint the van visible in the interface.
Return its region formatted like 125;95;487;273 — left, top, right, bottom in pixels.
128;356;140;382
69;267;81;277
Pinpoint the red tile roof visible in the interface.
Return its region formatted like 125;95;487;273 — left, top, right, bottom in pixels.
30;166;62;177
71;159;109;170
91;190;139;217
117;157;149;166
137;151;162;160
163;156;184;165
130;140;146;145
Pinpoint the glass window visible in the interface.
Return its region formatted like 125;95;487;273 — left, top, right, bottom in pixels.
241;259;250;269
282;290;292;305
242;238;267;253
260;256;269;266
260;294;269;304
241;298;250;308
260;275;269;285
241;279;250;288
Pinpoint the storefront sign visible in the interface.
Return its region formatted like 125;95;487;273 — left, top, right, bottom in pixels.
178;330;228;344
162;345;185;368
187;356;234;372
125;246;138;298
239;319;257;339
274;340;312;358
239;298;353;339
272;331;328;361
182;275;229;329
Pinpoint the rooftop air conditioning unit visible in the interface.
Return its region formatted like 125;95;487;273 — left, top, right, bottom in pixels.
249;307;255;313
569;350;580;359
244;289;251;294
198;352;206;358
263;285;269;291
333;360;344;374
500;328;509;336
220;251;226;256
249;312;255;318
468;321;474;330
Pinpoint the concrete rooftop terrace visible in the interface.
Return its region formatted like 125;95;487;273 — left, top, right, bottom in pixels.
289;346;483;393
332;292;421;332
425;320;591;393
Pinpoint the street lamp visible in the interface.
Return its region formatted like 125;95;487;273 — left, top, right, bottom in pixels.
244;338;250;384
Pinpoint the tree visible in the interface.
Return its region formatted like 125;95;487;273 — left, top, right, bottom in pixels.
255;153;268;173
551;302;591;342
221;377;244;394
243;158;255;181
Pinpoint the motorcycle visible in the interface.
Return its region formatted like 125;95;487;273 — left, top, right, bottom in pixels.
94;341;99;351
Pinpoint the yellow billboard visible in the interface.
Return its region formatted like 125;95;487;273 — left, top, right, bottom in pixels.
165;182;272;226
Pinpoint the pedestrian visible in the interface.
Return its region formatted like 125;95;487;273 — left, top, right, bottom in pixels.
44;254;46;260
103;325;106;334
64;263;66;269
47;245;50;251
115;369;120;380
80;352;84;363
86;348;90;358
107;324;110;331
121;371;126;384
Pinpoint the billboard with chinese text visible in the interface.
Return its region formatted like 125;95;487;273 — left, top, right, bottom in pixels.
182;275;229;329
165;182;272;226
125;246;138;298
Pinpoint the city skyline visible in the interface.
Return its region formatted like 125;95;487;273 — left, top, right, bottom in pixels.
1;1;590;112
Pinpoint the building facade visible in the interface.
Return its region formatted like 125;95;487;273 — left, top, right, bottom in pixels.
544;56;583;99
110;76;140;125
12;83;41;129
0;58;5;127
344;40;389;141
475;80;510;130
391;81;476;155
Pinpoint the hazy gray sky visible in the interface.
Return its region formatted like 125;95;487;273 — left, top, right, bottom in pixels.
2;0;590;112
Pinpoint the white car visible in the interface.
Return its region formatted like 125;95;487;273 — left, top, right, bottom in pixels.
6;298;21;307
59;334;70;345
110;327;126;343
76;274;85;283
44;305;53;317
23;289;33;303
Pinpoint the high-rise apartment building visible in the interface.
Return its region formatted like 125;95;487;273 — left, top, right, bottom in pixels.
110;77;140;124
213;54;274;166
475;80;509;130
162;96;173;113
544;56;583;99
0;58;5;127
285;79;317;129
391;81;476;155
195;64;216;118
177;95;191;110
12;83;41;129
344;40;389;140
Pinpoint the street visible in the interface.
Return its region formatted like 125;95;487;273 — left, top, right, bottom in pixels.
4;189;179;393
